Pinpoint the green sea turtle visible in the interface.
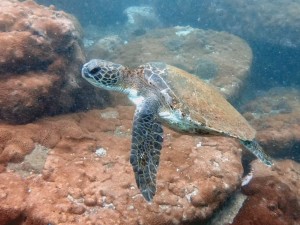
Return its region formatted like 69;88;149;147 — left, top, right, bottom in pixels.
81;59;273;202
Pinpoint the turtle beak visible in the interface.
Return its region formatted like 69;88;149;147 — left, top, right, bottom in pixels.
81;64;91;79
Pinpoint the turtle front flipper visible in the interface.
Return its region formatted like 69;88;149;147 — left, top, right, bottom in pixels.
130;97;163;202
240;139;273;166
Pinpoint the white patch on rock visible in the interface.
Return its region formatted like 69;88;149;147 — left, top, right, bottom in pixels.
100;111;119;119
223;182;230;190
185;187;199;203
101;196;116;209
220;87;227;92
95;148;107;157
159;204;170;211
93;35;123;53
7;143;50;177
212;161;221;171
83;38;94;48
67;194;84;204
196;141;202;148
127;205;135;210
175;26;195;37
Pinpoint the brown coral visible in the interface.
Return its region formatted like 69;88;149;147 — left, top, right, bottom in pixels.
230;160;300;225
0;172;27;225
0;0;110;124
0;105;244;224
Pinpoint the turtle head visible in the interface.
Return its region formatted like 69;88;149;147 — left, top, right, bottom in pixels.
82;59;125;91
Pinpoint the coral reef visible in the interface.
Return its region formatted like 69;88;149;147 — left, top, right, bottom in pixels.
153;0;300;48
0;106;244;224
242;87;300;161
88;27;252;101
0;0;109;124
231;160;300;225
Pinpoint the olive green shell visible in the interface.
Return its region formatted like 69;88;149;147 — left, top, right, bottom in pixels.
161;65;255;141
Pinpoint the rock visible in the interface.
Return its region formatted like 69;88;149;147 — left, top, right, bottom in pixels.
7;144;50;177
0;172;27;225
93;27;252;100
124;6;161;37
0;106;244;224
0;0;110;124
0;72;61;123
83;6;161;56
0;32;54;74
207;191;248;225
241;87;300;161
87;35;124;60
153;0;300;48
230;160;300;225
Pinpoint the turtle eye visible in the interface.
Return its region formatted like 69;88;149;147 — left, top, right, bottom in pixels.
89;67;101;75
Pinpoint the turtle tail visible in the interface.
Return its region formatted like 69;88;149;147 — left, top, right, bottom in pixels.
240;139;273;166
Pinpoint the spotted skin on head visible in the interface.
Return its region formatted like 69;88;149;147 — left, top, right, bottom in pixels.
82;59;123;89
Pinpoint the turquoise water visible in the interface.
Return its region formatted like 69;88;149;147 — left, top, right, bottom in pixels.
1;1;299;224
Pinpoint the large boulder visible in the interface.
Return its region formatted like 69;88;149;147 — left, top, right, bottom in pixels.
231;160;300;225
123;6;162;37
153;0;300;48
88;27;253;101
1;106;244;224
242;87;300;161
0;0;109;124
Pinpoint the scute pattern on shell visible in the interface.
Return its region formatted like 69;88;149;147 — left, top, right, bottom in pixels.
160;65;256;141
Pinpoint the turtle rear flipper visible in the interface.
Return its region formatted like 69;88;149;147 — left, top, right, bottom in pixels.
130;97;163;202
240;139;273;166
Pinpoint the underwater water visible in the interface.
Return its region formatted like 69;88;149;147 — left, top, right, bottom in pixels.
0;0;299;224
